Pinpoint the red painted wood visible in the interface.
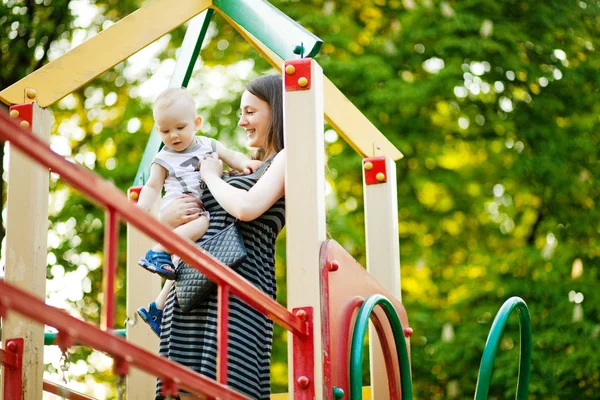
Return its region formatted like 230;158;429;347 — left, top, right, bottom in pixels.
127;186;143;203
217;285;230;385
292;306;315;399
8;103;32;130
363;156;387;185
319;252;335;399
2;338;23;400
0;281;249;400
102;209;119;331
320;240;411;398
0;111;305;337
371;313;401;399
284;58;312;91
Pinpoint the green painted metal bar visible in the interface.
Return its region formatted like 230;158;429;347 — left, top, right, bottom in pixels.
44;329;126;346
474;297;532;400
213;0;323;59
350;294;413;400
133;9;214;186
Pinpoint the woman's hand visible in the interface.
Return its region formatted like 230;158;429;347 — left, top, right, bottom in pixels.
200;152;224;181
158;195;204;228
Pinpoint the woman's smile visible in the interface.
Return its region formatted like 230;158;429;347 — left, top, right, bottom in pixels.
239;90;271;148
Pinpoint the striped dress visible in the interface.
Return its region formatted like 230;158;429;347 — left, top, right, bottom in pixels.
156;160;285;400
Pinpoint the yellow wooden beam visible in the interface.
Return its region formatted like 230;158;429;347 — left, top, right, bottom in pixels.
0;0;212;107
215;8;403;161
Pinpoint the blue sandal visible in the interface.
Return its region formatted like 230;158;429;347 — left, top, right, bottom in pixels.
137;302;162;337
138;250;176;280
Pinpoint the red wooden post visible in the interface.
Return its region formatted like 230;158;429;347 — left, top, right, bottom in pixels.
1;338;24;400
102;209;119;330
217;284;230;385
292;307;315;400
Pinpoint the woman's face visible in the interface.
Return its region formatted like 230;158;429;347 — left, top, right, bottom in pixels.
238;90;271;149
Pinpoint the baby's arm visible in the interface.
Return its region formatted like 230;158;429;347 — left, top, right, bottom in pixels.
213;139;262;174
137;163;167;211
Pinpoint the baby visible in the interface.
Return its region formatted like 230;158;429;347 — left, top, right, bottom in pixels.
135;87;261;335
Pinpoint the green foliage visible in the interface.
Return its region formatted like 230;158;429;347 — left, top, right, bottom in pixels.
1;0;599;398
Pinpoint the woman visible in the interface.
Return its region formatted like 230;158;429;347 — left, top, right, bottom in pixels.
156;74;285;400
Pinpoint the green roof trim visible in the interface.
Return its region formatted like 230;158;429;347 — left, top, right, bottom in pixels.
213;0;322;59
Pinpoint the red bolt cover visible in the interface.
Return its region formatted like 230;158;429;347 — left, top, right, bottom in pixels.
295;309;307;321
6;341;17;352
329;260;340;271
297;375;310;389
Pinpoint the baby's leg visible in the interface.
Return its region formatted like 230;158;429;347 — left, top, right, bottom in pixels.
152;214;209;253
155;280;174;310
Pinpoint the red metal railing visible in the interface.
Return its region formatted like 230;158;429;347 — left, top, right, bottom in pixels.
0;109;312;398
43;380;97;400
0;281;249;399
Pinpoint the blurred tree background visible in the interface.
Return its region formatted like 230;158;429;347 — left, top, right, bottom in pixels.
1;0;598;399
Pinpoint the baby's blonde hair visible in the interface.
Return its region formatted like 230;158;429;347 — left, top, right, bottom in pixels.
153;87;197;118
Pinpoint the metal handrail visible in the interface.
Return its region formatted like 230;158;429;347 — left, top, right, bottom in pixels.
0;110;305;337
474;296;532;400
0;280;249;399
0;97;309;398
44;330;125;345
350;294;413;400
43;380;98;400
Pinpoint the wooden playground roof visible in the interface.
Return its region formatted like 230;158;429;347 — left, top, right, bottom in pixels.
0;0;402;161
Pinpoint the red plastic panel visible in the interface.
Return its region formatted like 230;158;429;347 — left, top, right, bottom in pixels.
292;306;315;399
320;240;411;398
284;58;312;91
2;338;24;400
8;103;33;131
364;156;387;185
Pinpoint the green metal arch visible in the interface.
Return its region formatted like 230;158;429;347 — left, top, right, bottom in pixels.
474;296;532;400
350;294;413;400
213;0;323;59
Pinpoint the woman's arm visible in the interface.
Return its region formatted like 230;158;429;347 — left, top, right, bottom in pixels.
201;151;285;222
213;139;262;174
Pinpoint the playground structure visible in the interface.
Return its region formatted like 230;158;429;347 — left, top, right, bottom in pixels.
0;1;532;399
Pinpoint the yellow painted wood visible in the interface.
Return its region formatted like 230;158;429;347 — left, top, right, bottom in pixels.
1;104;52;400
217;9;403;161
0;0;212;107
271;386;372;399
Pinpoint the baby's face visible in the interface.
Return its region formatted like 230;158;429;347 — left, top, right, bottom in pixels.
154;103;201;152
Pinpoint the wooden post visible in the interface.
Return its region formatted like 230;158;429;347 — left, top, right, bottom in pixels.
1;102;52;400
363;155;401;399
125;197;161;399
283;59;327;399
